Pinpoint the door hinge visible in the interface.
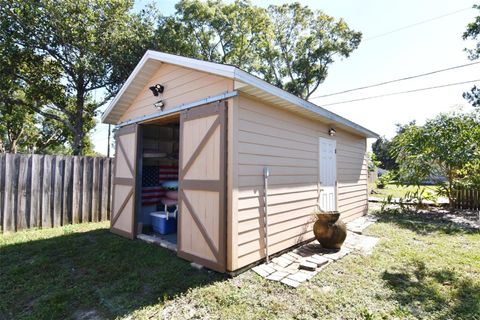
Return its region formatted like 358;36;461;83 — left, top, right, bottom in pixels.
335;149;337;154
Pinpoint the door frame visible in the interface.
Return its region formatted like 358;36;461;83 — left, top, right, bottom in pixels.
318;137;338;211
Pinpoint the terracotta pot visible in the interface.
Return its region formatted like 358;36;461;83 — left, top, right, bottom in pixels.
313;212;347;250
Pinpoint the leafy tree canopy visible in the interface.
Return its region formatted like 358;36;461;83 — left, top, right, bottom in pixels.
173;0;362;99
0;0;158;155
0;34;69;154
1;0;361;154
391;110;480;204
372;136;398;171
463;4;480;107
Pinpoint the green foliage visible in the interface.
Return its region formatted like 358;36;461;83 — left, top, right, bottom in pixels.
0;38;68;154
391;111;480;204
174;0;272;71
463;4;480;108
1;0;361;154
5;211;479;319
380;194;394;211
463;85;480;108
401;188;437;211
264;3;361;99
457;161;480;188
463;4;480;60
0;0;157;155
376;171;394;189
0;222;223;319
367;151;379;172
372;136;398;170
173;0;361;99
0;106;71;155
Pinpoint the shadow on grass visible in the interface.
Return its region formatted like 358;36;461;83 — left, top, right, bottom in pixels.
382;260;480;319
373;209;479;235
0;227;226;320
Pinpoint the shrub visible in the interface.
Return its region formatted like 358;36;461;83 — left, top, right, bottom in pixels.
376;172;393;189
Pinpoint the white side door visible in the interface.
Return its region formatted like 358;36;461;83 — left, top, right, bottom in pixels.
319;137;337;212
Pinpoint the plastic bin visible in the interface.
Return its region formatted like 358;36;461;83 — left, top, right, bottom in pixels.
150;212;177;234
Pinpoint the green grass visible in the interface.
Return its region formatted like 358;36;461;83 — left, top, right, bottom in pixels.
369;183;439;200
0;222;224;319
1;211;479;320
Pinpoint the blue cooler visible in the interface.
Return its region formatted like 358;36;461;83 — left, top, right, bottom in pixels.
150;212;177;234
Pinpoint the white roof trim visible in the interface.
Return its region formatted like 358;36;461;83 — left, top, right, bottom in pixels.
101;51;236;123
234;69;379;138
148;51;236;78
102;50;379;138
101;53;150;123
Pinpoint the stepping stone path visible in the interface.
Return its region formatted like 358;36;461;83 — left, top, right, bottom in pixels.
346;215;378;234
252;215;380;287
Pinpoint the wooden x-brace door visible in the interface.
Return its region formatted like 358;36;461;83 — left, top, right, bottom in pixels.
178;101;227;272
110;124;138;239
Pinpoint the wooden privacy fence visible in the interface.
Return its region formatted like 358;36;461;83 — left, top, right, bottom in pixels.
0;153;113;233
452;189;480;210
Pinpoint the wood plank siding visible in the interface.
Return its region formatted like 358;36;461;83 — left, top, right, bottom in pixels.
0;154;113;233
233;94;368;269
108;61;369;272
119;63;234;122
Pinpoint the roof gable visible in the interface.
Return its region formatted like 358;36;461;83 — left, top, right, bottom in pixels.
102;50;378;138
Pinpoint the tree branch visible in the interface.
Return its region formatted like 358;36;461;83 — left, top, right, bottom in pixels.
36;129;63;150
85;81;116;92
95;92;116;108
28;103;75;132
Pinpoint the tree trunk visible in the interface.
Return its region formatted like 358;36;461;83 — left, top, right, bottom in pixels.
72;124;84;155
10;139;18;154
72;86;85;156
7;127;23;154
447;169;454;210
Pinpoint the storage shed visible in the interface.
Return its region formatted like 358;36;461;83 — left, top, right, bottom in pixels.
102;50;378;273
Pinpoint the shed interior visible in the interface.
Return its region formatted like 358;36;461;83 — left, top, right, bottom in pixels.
137;118;180;249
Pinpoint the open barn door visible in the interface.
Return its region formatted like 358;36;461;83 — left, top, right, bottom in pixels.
178;101;227;272
111;124;139;239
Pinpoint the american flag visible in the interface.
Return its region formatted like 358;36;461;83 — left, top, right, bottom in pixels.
141;165;178;206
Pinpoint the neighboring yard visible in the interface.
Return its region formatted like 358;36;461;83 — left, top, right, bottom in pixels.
369;183;439;201
1;209;479;320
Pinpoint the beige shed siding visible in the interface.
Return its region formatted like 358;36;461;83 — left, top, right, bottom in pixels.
336;132;369;220
235;94;367;268
119;63;233;122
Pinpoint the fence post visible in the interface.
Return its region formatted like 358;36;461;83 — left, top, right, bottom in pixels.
0;154;4;232
92;157;100;222
63;157;73;225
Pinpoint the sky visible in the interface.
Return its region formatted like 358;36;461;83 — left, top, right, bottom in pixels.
91;0;479;155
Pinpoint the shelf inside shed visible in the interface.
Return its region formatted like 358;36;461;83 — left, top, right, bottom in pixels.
143;152;167;158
